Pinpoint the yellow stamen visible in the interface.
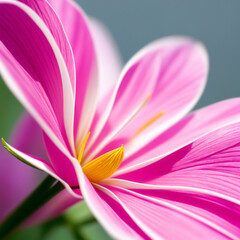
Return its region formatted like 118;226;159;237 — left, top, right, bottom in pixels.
82;145;124;183
142;94;152;107
132;111;165;140
77;132;90;164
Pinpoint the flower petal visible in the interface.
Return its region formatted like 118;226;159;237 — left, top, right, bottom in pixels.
98;185;240;240
17;0;76;92
111;122;240;204
43;134;79;186
0;1;74;154
116;98;240;174
2;140;82;199
104;122;240;239
87;18;123;148
48;0;98;149
86;36;208;161
76;167;149;239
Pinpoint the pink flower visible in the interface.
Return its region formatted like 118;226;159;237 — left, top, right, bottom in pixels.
1;0;240;239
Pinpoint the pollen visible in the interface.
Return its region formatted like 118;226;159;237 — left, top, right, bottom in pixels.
82;145;124;183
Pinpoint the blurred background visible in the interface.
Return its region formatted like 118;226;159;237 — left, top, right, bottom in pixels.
1;0;240;239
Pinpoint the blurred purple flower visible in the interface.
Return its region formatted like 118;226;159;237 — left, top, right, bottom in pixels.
0;113;45;221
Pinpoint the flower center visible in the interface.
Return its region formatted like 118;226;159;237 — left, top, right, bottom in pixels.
76;108;164;183
77;132;124;183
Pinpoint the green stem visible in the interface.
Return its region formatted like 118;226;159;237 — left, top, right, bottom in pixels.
0;176;64;239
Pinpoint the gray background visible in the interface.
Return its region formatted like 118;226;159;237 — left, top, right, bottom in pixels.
1;0;240;136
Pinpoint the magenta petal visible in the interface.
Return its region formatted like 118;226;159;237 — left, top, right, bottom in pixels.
43;134;79;186
18;0;75;92
1;126;81;224
105;123;240;239
2;141;81;199
0;44;65;149
116;122;240;202
117;98;240;173
102;186;240;239
49;0;98;147
86;37;208;161
88;19;123;145
78;171;149;239
0;1;74;153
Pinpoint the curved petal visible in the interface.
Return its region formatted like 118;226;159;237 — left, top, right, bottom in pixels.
0;1;74;155
86;36;208;162
88;18;123;145
48;0;98;150
115;98;240;174
23;189;81;227
2;140;82;199
17;0;76;92
104;122;240;238
112;122;240;204
43;134;79;186
98;185;240;240
76;166;149;239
